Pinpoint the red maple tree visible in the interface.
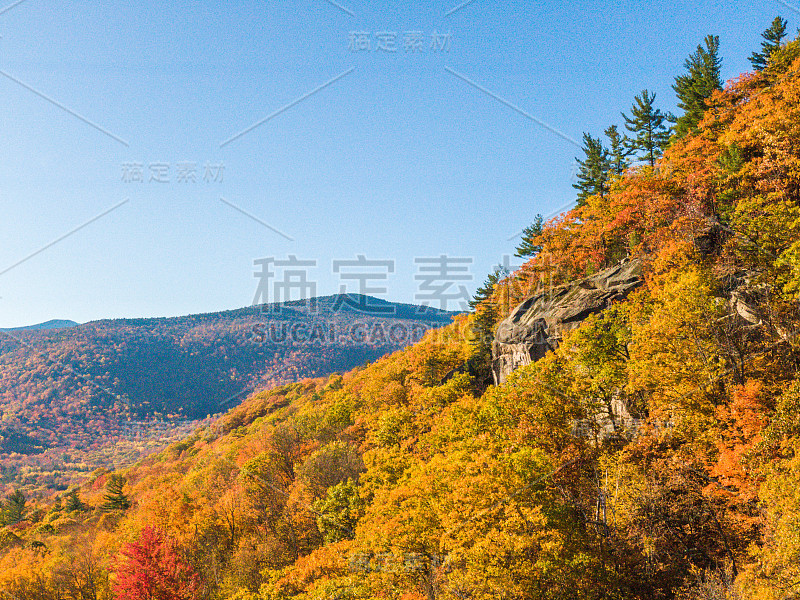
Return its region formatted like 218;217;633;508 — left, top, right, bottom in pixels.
114;526;199;600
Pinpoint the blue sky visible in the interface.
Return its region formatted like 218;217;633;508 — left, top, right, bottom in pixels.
0;0;794;326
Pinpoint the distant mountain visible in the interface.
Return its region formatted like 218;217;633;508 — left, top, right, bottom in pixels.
1;319;79;332
0;295;457;489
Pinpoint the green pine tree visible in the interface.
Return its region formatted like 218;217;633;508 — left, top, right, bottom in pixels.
3;489;25;524
573;133;611;206
468;268;503;388
750;17;788;71
622;90;671;167
102;473;131;511
64;489;86;512
469;267;502;313
672;35;723;138
605;125;634;176
515;215;544;258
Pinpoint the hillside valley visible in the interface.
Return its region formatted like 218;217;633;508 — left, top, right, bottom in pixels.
0;295;456;490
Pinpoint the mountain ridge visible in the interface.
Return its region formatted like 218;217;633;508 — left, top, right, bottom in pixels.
5;294;456;331
0;319;79;332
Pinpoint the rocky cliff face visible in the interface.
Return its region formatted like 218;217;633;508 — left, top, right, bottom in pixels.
492;259;644;384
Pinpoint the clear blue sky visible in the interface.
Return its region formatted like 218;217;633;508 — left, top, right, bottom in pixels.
0;0;793;326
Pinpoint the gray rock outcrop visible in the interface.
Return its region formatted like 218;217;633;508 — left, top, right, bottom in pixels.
492;259;644;384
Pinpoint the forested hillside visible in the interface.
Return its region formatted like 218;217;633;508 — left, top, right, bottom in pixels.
1;19;800;600
0;295;454;491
